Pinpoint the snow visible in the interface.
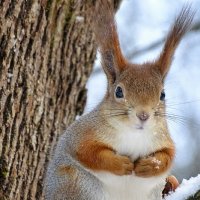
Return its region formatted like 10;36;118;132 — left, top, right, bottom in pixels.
151;157;161;166
166;174;200;200
76;16;84;23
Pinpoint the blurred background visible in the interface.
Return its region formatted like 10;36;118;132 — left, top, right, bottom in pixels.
85;0;200;182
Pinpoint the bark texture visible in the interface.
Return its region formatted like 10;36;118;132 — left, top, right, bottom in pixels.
0;0;121;199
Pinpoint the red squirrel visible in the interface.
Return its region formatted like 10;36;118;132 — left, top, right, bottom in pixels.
44;1;194;199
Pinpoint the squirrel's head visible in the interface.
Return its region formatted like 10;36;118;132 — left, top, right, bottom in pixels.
102;62;165;130
93;2;194;130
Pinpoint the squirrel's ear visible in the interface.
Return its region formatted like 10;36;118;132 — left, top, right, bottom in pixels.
155;5;194;78
93;1;127;84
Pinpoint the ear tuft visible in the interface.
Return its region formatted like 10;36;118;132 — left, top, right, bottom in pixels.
156;5;195;77
92;0;127;84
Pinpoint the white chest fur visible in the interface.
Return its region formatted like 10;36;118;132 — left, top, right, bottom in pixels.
113;124;157;160
94;172;166;200
93;125;167;200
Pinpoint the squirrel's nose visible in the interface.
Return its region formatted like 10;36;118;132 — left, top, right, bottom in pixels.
136;112;149;121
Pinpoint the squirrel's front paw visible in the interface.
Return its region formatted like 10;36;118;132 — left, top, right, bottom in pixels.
111;155;134;176
134;156;161;177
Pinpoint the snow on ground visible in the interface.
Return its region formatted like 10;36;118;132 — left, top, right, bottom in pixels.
166;174;200;200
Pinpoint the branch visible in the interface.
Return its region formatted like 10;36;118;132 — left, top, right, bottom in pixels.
126;21;200;60
166;174;200;200
126;38;164;60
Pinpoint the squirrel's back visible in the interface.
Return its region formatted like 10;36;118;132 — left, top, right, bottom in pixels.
44;111;105;200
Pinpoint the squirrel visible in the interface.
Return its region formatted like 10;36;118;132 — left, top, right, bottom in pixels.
44;1;194;200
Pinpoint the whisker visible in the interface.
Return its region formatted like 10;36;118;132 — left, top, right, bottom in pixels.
168;118;192;127
155;112;200;128
89;112;129;121
101;113;129;118
157;114;189;127
103;108;131;112
157;104;185;112
165;99;200;106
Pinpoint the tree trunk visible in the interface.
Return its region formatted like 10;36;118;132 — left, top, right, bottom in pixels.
0;0;121;199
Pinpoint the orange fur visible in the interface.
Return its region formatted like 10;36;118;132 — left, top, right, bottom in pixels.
56;165;79;197
162;175;179;197
57;165;76;176
134;147;175;177
76;139;134;175
166;175;179;190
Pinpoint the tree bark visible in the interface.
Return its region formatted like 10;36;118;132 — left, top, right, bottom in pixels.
0;0;121;199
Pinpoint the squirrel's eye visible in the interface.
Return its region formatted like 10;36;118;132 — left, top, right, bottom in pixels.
160;90;165;101
115;86;124;98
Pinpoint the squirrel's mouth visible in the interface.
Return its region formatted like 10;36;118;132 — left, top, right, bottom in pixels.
135;124;144;130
